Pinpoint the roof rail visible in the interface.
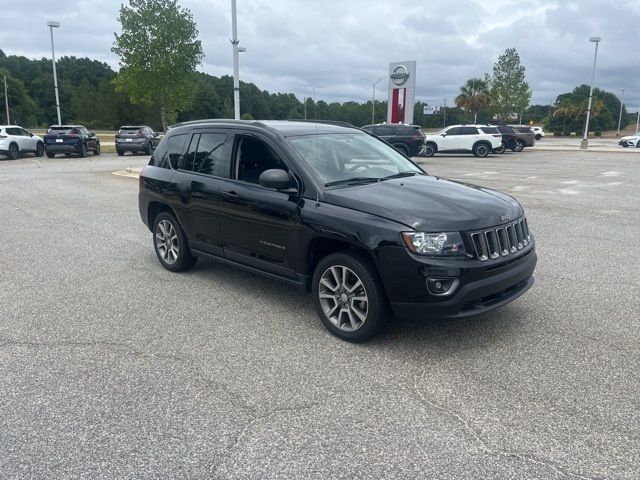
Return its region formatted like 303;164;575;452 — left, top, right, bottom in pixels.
288;119;360;129
170;118;268;128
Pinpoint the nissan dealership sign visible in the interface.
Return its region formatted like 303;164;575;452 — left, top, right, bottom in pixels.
387;61;416;124
390;64;410;86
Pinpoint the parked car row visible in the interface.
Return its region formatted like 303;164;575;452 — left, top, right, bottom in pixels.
0;123;162;159
363;122;542;158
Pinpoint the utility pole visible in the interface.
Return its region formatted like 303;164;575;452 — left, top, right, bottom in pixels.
230;0;245;120
303;97;307;120
47;21;62;125
636;109;639;133
616;89;624;135
3;76;9;124
443;98;446;127
581;36;601;149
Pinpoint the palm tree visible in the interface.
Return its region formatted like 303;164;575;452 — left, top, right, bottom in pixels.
455;78;491;123
553;100;581;135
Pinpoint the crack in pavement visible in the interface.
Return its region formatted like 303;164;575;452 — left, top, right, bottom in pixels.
0;336;343;476
411;368;603;480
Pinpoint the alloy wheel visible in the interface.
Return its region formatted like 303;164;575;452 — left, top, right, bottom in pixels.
155;219;179;265
318;265;369;332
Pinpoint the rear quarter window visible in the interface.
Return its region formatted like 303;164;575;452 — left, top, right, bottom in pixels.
480;127;499;134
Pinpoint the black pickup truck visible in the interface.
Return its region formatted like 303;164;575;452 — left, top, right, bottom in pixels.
138;120;536;341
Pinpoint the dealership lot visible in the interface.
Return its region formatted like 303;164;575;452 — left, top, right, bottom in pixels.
0;150;638;478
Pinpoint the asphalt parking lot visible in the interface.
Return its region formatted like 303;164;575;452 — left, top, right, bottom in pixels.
1;149;638;479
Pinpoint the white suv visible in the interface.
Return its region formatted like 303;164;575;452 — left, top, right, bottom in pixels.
532;126;545;140
423;124;502;157
0;125;45;159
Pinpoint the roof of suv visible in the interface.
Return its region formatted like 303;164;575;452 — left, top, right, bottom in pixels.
169;119;363;136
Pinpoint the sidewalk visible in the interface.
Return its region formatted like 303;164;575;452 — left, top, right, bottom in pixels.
531;137;639;153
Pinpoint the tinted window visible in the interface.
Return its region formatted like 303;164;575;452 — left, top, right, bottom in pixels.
516;127;533;133
445;127;461;135
149;138;168;168
47;127;74;134
119;127;141;135
6;127;21;135
459;127;479;135
373;126;394;136
166;133;187;169
235;137;288;185
182;134;200;171
479;127;499;134
195;132;229;176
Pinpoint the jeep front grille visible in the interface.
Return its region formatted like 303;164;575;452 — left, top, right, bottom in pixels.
469;217;531;261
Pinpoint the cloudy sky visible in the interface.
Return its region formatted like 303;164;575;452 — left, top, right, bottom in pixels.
1;0;639;111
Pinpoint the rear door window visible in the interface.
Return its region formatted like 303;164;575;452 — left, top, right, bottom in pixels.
373;126;394;136
460;127;479;135
479;127;499;134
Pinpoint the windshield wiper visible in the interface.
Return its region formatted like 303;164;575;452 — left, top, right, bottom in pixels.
324;177;380;187
382;171;423;180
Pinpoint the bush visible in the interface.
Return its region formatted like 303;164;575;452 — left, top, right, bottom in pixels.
595;131;602;137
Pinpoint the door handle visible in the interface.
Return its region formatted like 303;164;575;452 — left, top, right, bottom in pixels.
222;190;239;199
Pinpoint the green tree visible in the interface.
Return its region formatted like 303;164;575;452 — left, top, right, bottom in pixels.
455;78;491;123
0;68;38;126
489;48;532;121
111;0;204;131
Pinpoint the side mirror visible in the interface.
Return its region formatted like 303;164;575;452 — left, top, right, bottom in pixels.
259;169;295;191
441;133;447;137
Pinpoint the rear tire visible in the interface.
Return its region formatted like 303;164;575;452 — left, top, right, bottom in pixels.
152;212;197;272
312;251;390;342
493;142;506;154
78;143;87;158
116;148;124;156
36;142;45;157
393;144;410;156
535;134;542;140
472;142;490;157
46;150;55;158
512;139;525;152
8;143;19;160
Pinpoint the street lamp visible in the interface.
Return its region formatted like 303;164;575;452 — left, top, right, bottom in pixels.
47;20;62;126
230;0;246;120
362;76;387;124
581;36;601;149
616;89;624;135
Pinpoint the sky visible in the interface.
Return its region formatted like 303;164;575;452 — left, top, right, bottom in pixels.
1;0;639;111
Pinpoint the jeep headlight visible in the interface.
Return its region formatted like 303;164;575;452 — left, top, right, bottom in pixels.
402;232;466;256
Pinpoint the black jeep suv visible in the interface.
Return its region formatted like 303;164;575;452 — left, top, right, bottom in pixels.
138;120;537;342
361;123;425;157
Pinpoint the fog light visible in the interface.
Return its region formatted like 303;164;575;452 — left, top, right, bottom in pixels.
426;277;459;296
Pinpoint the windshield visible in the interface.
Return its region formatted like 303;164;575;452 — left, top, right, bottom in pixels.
47;127;75;135
287;132;424;186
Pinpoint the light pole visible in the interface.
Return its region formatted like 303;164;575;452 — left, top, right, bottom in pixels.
362;76;387;124
581;36;601;149
230;0;246;120
47;20;62;126
616;89;624;135
3;75;9;124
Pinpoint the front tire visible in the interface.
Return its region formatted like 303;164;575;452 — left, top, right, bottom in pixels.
94;142;101;155
78;143;87;158
46;150;55;158
152;212;197;272
424;143;436;157
312;252;390;342
116;148;124;156
473;142;490;157
535;134;542;140
493;142;506;154
36;142;45;157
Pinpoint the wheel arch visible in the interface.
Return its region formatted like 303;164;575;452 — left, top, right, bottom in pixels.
304;237;380;292
425;141;438;152
147;201;177;232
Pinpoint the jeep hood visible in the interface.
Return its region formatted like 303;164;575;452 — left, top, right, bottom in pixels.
322;174;523;231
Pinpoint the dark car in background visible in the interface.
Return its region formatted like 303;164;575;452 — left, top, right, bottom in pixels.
115;125;160;156
361;123;425;157
494;125;519;153
44;125;100;158
508;125;536;151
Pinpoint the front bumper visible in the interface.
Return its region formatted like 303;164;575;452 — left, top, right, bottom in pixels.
378;243;537;320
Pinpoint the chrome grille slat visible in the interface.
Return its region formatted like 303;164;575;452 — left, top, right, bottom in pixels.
468;217;532;262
